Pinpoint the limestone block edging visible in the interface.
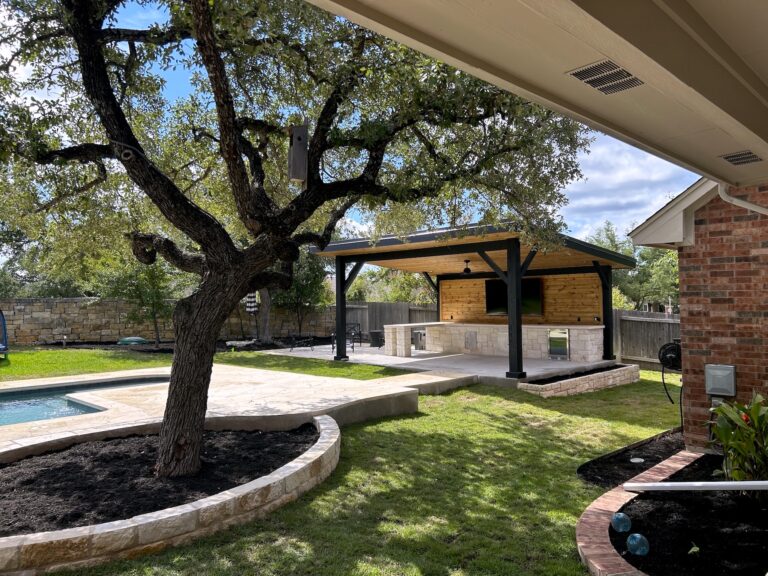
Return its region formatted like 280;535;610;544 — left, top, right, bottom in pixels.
576;450;702;576
0;415;340;575
518;364;640;398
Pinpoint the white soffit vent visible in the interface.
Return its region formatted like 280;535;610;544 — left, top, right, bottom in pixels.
720;150;763;166
569;60;644;95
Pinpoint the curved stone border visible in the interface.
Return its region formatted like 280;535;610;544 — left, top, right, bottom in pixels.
576;449;702;576
519;364;640;398
0;415;340;575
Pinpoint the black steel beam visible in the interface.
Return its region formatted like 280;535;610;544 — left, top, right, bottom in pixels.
343;261;364;293
506;238;526;379
520;248;538;276
477;250;508;284
334;256;348;361
592;261;615;360
437;266;601;281
421;272;438;294
344;240;510;263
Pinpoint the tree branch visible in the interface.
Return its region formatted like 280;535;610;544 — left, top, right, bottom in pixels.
292;197;359;249
128;232;206;275
35;161;107;213
99;26;191;45
189;0;271;236
63;0;238;262
30;143;115;164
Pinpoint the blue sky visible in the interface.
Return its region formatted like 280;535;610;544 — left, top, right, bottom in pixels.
115;3;701;241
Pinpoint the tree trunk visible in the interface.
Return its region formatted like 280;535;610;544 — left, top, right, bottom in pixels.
257;288;272;343
155;283;237;477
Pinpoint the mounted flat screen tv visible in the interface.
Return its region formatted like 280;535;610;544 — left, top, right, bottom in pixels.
485;278;543;316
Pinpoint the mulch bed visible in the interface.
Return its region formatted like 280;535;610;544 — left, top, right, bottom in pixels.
0;425;318;536
577;429;684;488
610;454;768;576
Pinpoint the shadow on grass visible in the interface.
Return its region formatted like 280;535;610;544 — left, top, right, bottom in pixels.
215;351;410;381
72;382;679;576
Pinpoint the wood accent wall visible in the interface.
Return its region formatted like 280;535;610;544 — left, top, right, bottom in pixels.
439;274;602;325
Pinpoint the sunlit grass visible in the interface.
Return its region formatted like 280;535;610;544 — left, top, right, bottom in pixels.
75;370;681;576
215;351;410;380
0;347;171;381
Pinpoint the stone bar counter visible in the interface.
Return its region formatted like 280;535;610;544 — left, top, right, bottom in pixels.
383;322;604;363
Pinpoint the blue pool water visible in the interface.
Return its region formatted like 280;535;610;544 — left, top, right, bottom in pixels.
0;377;168;426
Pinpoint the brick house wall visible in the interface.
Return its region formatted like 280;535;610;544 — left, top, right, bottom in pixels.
678;184;768;449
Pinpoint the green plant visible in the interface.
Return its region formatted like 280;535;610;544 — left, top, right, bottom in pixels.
710;394;768;482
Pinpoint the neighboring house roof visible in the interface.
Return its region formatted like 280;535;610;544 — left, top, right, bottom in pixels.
629;178;718;249
313;222;636;275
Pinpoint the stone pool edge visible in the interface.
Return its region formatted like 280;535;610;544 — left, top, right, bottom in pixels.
0;414;340;575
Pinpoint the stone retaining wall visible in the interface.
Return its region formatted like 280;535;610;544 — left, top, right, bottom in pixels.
518;364;640;397
0;298;336;345
0;415;340;575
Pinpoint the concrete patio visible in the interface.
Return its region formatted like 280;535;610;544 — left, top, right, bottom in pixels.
266;344;616;383
0;363;474;451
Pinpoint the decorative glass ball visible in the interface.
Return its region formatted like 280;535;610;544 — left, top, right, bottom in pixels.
627;533;650;556
610;512;632;533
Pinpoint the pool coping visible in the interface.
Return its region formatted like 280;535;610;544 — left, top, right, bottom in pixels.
0;414;340;575
576;449;702;576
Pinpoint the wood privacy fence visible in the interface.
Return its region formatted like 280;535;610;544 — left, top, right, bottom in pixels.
342;302;438;336
612;309;680;369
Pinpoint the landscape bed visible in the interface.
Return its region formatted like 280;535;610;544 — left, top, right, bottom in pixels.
610;454;768;576
0;424;318;536
577;428;684;488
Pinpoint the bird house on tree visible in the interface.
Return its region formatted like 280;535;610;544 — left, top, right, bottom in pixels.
288;123;308;184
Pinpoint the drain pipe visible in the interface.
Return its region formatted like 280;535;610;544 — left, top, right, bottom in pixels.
624;480;768;493
718;182;768;216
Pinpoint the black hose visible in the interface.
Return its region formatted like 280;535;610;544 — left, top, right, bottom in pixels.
661;366;675;404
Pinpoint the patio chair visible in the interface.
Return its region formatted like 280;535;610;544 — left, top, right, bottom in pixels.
289;321;316;352
331;323;362;353
0;309;8;360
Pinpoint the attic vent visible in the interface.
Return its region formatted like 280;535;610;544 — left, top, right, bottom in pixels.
569;60;644;95
720;150;763;166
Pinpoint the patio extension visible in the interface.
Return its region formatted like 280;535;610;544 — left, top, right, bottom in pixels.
0;363;473;452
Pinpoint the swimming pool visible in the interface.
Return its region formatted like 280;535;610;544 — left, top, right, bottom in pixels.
0;377;169;426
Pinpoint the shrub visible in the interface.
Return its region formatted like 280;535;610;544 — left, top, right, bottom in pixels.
710;394;768;482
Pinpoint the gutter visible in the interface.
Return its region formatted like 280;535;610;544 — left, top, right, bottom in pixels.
718;182;768;216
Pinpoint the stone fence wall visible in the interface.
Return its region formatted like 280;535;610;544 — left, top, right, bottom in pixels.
0;298;337;345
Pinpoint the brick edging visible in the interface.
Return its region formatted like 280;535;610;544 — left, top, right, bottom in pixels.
0;415;340;575
576;450;702;576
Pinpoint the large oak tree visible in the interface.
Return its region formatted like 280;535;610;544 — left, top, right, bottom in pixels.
0;0;589;476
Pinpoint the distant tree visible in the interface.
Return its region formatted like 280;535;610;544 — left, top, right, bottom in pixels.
102;262;176;347
612;287;633;310
272;251;332;335
349;268;435;304
586;221;678;309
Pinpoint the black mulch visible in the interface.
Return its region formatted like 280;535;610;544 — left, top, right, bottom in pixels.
0;424;318;536
610;454;768;576
577;428;685;488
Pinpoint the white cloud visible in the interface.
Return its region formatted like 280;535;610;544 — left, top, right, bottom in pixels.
562;133;700;239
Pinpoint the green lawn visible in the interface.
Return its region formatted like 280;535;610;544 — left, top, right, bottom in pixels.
72;370;681;576
0;348;408;382
215;351;410;380
0;347;172;381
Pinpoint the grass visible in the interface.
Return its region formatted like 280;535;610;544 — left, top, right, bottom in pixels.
214;351;410;380
71;369;681;576
0;347;172;381
0;348;408;382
